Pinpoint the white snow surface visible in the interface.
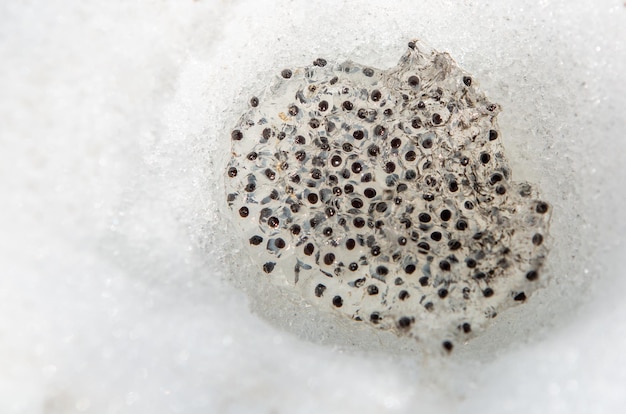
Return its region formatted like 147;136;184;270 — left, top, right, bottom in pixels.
1;1;625;413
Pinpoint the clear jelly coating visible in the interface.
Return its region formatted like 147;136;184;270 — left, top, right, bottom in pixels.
225;40;551;352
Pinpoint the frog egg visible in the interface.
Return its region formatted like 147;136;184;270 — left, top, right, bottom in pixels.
225;39;551;352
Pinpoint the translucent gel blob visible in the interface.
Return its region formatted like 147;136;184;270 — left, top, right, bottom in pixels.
225;40;551;352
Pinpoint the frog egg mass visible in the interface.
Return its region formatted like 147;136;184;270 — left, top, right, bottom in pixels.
225;40;552;352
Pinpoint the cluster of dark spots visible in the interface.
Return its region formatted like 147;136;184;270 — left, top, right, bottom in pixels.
226;41;552;353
